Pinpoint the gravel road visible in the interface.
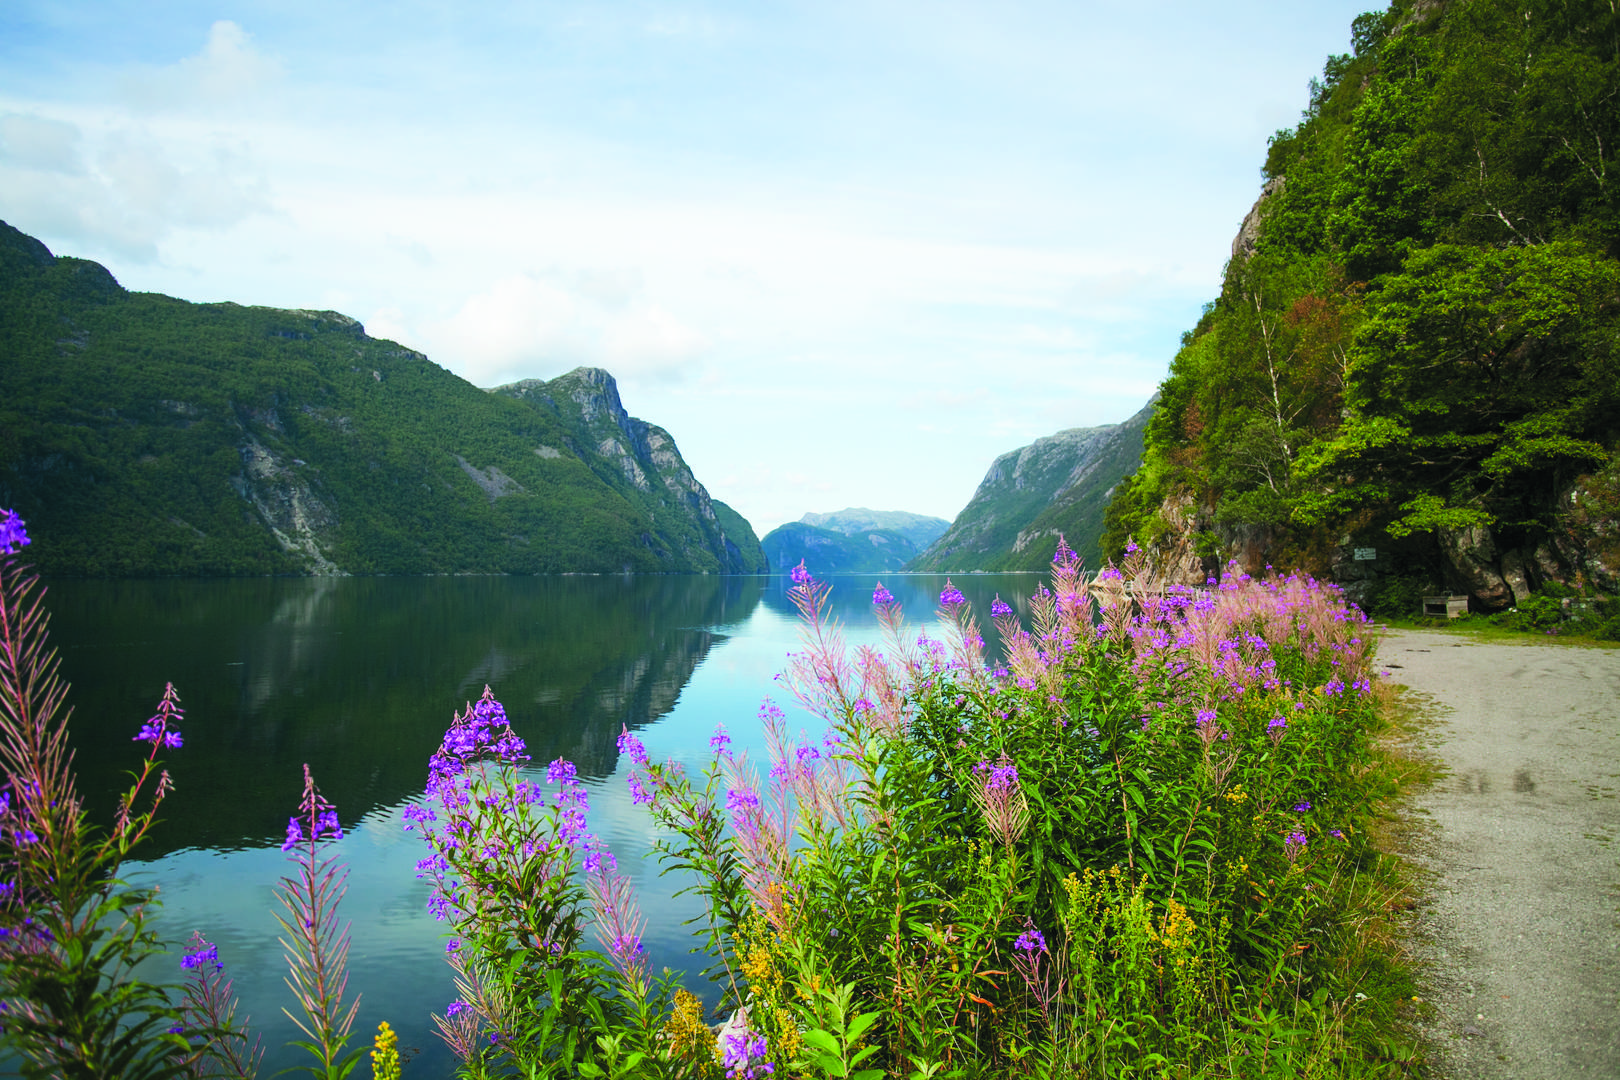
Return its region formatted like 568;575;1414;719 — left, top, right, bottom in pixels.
1379;629;1620;1079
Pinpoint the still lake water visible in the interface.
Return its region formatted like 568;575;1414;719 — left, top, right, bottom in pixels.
40;572;1044;1076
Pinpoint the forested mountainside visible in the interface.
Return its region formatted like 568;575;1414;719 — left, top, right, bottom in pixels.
1103;0;1620;611
0;223;764;577
910;401;1152;574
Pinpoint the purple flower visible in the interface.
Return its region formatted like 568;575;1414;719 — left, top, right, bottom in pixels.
445;1000;470;1019
133;685;185;751
726;787;760;813
546;759;577;785
709;725;732;755
790;560;812;586
316;809;342;840
939;581;966;607
722;1031;774;1079
402;803;436;832
1014;928;1047;953
991;595;1014;618
872;582;895;606
1195;709;1217;729
1284;831;1307;861
852;697;875;713
617;725;649;767
281;817;303;852
181;940;221;972
0;510;30;556
627;773;653;806
1292;801;1312;813
1330;829;1345;839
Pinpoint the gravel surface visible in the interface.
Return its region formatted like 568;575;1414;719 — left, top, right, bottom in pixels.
1380;630;1620;1079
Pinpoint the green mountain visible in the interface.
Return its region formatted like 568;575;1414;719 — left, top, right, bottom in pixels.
760;519;933;574
1103;0;1620;611
908;401;1153;574
0;222;764;577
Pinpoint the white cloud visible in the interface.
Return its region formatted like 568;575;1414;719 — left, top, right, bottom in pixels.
0;113;84;174
122;21;282;112
415;272;709;388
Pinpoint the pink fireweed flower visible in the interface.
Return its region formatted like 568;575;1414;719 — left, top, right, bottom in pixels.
790;560;812;586
969;754;1029;846
588;867;648;989
1284;831;1307;862
0;509;29;555
616;725;649;767
991;595;1014;618
710;724;732;756
722;1031;775;1079
939;580;966;606
872;582;895;607
132;681;185;750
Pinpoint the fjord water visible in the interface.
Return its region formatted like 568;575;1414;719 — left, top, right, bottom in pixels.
42;572;1042;1075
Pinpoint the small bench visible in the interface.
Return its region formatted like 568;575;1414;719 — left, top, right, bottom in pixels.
1422;594;1469;618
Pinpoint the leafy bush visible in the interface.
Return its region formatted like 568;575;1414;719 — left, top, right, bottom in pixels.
1364;574;1432;618
1;510;1422;1078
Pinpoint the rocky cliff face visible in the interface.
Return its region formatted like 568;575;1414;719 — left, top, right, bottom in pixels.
490;368;765;574
911;399;1153;573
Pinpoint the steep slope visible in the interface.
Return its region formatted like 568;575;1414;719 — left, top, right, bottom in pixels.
1102;0;1620;611
0;222;762;577
760;521;926;574
909;400;1153;573
710;500;770;574
489;369;766;574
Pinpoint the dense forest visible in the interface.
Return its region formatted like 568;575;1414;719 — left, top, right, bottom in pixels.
1103;0;1620;612
0;224;765;577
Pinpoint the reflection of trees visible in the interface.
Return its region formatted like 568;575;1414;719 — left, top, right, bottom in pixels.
45;574;763;855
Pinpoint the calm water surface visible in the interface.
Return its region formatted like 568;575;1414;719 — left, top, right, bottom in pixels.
40;572;1045;1076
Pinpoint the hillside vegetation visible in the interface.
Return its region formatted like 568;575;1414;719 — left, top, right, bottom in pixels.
1103;0;1620;612
0;224;763;577
912;401;1151;573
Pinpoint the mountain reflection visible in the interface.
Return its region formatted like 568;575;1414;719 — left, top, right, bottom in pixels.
43;574;764;855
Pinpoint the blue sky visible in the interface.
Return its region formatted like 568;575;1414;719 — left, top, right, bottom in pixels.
0;1;1374;537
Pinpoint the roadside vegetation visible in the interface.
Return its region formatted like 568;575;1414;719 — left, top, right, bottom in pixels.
1;506;1435;1077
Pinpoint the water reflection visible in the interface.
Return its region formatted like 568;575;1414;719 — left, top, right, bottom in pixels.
45;574;764;854
32;571;1043;1076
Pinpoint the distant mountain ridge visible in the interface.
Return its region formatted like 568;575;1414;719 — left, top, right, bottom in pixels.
909;400;1153;573
797;508;950;550
0;221;764;576
761;508;948;574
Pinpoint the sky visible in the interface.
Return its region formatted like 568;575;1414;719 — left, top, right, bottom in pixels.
0;1;1375;537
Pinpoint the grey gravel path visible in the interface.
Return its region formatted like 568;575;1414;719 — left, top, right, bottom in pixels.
1379;630;1620;1079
